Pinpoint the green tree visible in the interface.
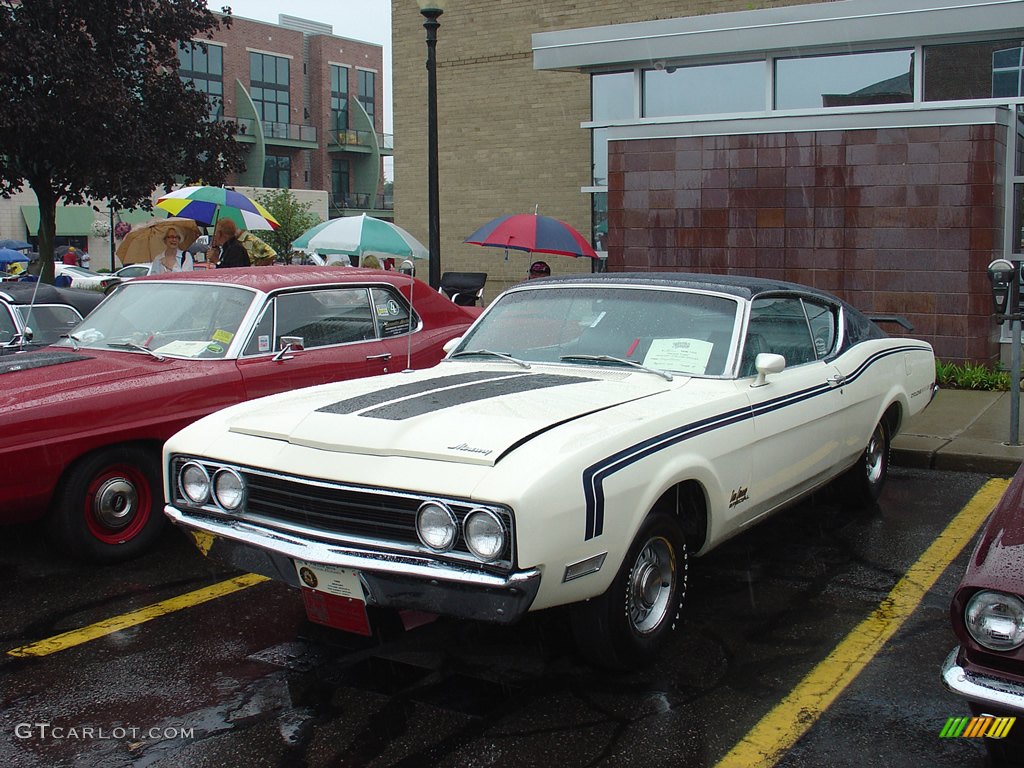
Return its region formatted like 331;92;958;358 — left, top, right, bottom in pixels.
255;189;321;265
0;0;247;282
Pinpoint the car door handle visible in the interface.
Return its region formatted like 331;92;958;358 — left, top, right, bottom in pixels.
827;373;846;387
366;353;392;361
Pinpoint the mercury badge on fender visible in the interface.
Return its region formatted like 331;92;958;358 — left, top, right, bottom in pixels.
164;273;936;668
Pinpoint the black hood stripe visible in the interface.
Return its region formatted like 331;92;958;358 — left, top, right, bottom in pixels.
0;350;92;375
360;374;595;421
317;370;521;415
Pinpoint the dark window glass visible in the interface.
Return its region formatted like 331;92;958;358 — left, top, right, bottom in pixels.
924;39;1023;100
776;50;913;109
263;154;291;189
250;53;290;132
358;70;376;124
331;159;350;207
178;42;224;119
331;64;349;130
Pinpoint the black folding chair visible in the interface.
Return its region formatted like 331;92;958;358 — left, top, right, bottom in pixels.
439;272;487;306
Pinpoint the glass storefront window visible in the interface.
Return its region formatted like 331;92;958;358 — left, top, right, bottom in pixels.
993;47;1024;98
643;61;765;117
591;72;633;189
775;50;912;109
592;71;634;121
924;39;1024;101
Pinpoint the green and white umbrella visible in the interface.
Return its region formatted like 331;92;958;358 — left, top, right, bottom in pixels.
292;214;427;263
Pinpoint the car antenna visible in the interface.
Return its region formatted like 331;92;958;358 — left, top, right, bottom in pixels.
21;259;46;351
400;259;415;372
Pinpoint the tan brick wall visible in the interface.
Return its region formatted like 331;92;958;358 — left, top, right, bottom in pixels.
392;0;813;298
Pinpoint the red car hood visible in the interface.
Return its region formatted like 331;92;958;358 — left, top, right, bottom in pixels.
0;347;198;418
961;469;1024;595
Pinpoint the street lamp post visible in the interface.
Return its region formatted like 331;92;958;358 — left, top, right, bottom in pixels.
418;0;445;290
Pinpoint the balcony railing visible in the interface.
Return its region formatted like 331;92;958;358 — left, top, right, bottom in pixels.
330;193;394;211
224;116;316;143
330;128;374;149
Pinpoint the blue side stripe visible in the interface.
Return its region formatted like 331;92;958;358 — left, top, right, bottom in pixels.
581;345;925;540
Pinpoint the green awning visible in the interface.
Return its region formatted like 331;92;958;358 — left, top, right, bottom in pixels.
118;209;158;225
20;205;96;236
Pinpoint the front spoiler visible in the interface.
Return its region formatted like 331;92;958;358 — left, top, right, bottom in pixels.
165;505;542;624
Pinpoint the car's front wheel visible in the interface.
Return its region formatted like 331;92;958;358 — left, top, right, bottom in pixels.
49;446;167;563
570;512;688;670
837;418;890;507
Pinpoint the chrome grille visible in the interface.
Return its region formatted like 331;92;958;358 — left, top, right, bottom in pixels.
170;457;515;569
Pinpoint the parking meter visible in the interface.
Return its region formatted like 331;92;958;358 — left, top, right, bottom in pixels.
988;259;1016;320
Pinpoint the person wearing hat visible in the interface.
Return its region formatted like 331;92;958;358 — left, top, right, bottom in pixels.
528;260;551;279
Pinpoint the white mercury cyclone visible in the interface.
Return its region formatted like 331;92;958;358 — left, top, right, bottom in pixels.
163;273;936;668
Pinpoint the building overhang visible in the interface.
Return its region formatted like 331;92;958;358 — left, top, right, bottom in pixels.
602;104;1014;143
532;0;1024;71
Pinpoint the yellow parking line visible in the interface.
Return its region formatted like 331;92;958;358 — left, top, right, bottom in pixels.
715;477;1009;768
6;573;268;658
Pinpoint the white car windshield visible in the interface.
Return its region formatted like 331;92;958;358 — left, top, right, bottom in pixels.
452;285;741;377
57;282;256;360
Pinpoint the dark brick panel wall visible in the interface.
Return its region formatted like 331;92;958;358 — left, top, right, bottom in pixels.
606;125;1006;365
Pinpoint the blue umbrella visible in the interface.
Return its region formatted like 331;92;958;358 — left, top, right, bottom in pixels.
0;239;32;251
0;247;30;264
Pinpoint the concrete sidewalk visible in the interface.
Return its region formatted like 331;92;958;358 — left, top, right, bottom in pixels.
892;388;1024;475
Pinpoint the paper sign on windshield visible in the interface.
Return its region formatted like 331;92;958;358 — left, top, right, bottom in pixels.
643;338;713;373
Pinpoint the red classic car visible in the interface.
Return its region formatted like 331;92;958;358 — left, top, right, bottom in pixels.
942;465;1024;766
1;267;479;563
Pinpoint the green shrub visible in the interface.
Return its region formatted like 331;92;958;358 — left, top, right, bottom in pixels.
935;360;1011;391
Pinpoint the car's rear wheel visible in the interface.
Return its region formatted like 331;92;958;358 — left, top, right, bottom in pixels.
838;419;890;507
570;512;688;670
49;446;167;563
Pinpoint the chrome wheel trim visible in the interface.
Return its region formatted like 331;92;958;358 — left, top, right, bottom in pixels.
627;536;675;635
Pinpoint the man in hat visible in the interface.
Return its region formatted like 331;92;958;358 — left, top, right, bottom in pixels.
528;260;551;279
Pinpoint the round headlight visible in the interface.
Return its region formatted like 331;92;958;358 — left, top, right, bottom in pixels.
416;501;458;552
213;468;245;510
180;462;211;505
965;590;1024;651
464;509;506;562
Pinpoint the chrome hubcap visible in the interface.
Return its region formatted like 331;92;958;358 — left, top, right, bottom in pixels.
627;537;674;634
93;478;138;530
864;424;886;486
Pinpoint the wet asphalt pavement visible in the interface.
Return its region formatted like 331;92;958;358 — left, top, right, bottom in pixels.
0;467;999;768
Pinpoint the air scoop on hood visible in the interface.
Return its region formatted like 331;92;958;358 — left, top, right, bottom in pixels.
0;350;93;375
227;368;672;466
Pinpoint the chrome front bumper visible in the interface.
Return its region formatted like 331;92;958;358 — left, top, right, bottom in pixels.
165;505;542;624
942;647;1024;713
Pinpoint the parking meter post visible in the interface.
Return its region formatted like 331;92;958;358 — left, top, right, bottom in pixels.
988;259;1021;445
1012;262;1022;446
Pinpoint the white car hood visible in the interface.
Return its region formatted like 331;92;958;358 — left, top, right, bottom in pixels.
226;365;677;466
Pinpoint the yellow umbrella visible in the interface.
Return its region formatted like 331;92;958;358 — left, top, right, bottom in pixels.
115;217;201;265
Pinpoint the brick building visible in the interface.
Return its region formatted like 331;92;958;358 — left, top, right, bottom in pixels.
392;0;1024;365
2;11;390;266
204;12;391;219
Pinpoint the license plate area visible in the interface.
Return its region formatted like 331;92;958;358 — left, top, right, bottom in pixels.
294;560;371;636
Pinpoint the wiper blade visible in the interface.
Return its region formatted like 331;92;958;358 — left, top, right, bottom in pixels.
559;354;673;381
106;340;166;361
62;332;81;351
449;348;531;369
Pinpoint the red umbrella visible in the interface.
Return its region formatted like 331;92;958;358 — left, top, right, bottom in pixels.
464;213;598;259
